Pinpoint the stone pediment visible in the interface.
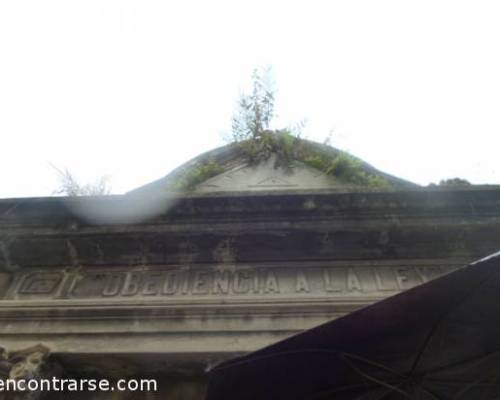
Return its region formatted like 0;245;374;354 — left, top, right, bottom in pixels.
129;140;416;196
195;156;346;193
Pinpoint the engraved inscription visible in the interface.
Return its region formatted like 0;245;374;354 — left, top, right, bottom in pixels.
6;265;460;300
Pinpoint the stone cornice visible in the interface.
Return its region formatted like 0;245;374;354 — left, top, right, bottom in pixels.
1;188;500;270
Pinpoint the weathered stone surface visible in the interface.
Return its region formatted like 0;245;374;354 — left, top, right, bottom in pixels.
4;264;460;301
195;155;354;192
0;344;57;400
1;188;500;269
1;152;500;399
129;140;417;195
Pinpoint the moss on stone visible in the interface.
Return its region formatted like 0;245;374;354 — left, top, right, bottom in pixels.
302;152;390;187
236;130;390;188
438;178;471;187
237;130;299;166
172;160;224;190
171;131;391;191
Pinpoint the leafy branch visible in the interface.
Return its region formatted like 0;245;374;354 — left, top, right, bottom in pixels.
51;164;111;196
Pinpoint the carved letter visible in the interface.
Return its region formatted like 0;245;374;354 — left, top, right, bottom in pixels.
264;271;280;294
181;271;190;294
323;269;343;292
374;268;397;291
192;271;210;295
295;270;310;293
347;268;362;292
162;271;179;295
141;273;162;296
121;272;141;296
252;270;261;294
233;271;250;294
102;274;123;297
212;271;230;294
415;267;430;283
395;268;410;290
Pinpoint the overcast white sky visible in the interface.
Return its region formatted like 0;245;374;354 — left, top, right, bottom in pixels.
1;0;499;198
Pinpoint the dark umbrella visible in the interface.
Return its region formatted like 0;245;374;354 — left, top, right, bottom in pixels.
206;251;500;400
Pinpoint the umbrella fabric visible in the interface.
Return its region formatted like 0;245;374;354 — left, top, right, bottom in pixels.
206;252;500;400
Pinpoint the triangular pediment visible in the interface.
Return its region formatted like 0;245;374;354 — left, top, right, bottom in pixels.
251;177;295;188
128;140;416;196
195;156;344;193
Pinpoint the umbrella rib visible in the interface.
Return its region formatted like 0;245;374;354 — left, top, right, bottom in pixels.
351;383;406;400
341;352;408;379
212;348;344;371
419;385;447;400
409;270;498;374
309;384;421;400
430;382;500;387
340;353;412;398
366;385;407;400
213;348;404;380
451;374;500;400
426;347;500;376
359;383;416;400
426;379;500;386
304;382;380;400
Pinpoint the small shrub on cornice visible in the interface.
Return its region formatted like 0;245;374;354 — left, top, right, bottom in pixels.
228;67;391;188
427;178;472;187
